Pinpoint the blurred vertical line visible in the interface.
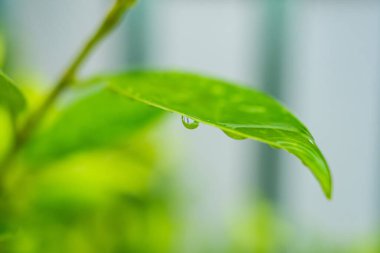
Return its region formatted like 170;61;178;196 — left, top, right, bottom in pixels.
0;0;9;71
256;0;289;204
0;0;4;25
0;0;15;73
377;4;380;234
124;0;150;67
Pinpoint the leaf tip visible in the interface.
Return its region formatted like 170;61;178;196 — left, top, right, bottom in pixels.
321;169;333;200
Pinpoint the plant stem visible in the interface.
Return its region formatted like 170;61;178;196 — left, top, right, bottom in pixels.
0;0;137;174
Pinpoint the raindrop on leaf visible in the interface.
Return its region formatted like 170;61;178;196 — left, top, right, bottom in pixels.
182;116;199;130
222;130;247;140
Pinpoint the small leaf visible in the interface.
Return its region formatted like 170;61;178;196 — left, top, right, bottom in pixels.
24;90;163;166
91;71;332;199
0;71;26;116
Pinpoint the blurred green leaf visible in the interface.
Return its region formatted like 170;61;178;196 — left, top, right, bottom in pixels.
91;71;332;198
24;90;163;166
0;71;26;117
9;142;175;253
33;148;154;210
0;34;5;68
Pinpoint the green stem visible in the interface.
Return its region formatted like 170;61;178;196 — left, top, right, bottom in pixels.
0;0;137;175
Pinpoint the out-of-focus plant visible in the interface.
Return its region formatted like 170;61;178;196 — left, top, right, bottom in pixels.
226;200;380;253
0;34;5;69
0;0;333;252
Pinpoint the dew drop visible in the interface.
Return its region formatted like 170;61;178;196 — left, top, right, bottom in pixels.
222;130;247;140
181;116;199;130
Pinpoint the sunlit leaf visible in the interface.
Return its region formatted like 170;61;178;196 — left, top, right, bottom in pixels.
91;71;332;198
33;149;154;209
24;90;163;165
0;71;26;116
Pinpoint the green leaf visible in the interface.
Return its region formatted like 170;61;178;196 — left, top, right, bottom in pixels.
0;35;5;68
24;90;163;166
92;71;332;199
0;71;26;116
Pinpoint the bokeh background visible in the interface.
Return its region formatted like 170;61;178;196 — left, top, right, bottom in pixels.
1;0;380;252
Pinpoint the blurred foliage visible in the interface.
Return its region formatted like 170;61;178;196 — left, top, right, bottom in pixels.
0;71;26;117
23;90;163;167
0;115;177;253
225;204;380;253
0;34;5;68
0;90;378;252
227;202;292;253
0;65;377;253
0;79;176;252
0;108;12;162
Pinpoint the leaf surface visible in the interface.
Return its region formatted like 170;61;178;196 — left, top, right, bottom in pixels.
0;71;26;116
93;71;332;198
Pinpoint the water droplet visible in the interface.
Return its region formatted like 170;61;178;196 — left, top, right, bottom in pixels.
222;130;247;140
182;116;199;130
